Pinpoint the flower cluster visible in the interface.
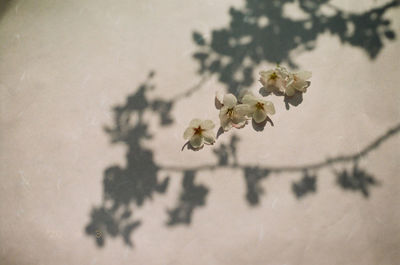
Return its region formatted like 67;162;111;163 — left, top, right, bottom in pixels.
259;65;312;96
183;65;312;150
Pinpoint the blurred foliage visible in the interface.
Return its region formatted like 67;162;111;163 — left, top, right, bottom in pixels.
192;0;399;93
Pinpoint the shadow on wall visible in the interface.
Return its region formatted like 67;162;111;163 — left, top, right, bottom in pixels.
85;0;399;249
192;0;399;94
0;0;13;21
85;72;400;248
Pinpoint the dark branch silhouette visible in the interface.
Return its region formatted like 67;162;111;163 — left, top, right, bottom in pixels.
166;171;209;226
164;123;400;173
192;0;399;94
85;0;399;249
335;164;379;198
85;71;399;248
292;171;317;199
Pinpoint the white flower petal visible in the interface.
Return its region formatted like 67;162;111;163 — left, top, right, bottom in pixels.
235;104;251;116
248;105;257;114
276;66;289;78
286;74;294;86
232;120;247;129
293;80;308;92
189;134;204;148
264;101;275;115
275;79;287;93
296;70;312;80
222;120;233;131
242;94;257;105
201;120;215;130
215;91;224;109
183;127;194;140
238;89;252;101
285;86;296;96
202;130;216;145
223;93;237;108
219;106;229;119
267;79;277;86
232;114;247;126
259;70;273;78
259;78;268;87
215;90;224;103
189;119;202;128
253;109;267;123
219;111;232;131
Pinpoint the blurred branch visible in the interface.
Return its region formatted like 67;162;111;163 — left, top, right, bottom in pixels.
163;123;400;174
171;74;211;102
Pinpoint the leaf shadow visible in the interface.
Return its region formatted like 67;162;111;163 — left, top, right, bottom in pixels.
84;0;400;249
192;0;399;99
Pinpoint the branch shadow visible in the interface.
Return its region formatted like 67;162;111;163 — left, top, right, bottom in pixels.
166;170;209;226
192;0;399;94
85;72;174;247
84;0;399;249
334;164;380;198
292;171;317;199
84;69;400;248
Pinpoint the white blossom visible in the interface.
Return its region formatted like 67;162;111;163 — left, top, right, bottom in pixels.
242;93;275;123
285;71;312;96
218;93;250;131
183;119;216;149
260;66;312;97
259;66;289;93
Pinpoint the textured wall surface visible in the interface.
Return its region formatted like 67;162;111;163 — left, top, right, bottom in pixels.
0;0;399;264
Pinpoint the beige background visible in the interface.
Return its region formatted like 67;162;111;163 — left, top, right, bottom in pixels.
0;0;399;264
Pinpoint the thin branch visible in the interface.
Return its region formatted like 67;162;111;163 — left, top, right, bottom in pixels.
163;123;400;174
170;74;211;102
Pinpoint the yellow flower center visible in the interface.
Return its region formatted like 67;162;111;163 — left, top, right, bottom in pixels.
269;72;278;80
226;108;234;118
193;126;204;135
256;102;264;110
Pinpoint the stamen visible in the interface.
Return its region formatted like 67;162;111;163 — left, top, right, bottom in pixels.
226;108;234;117
193;126;204;135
